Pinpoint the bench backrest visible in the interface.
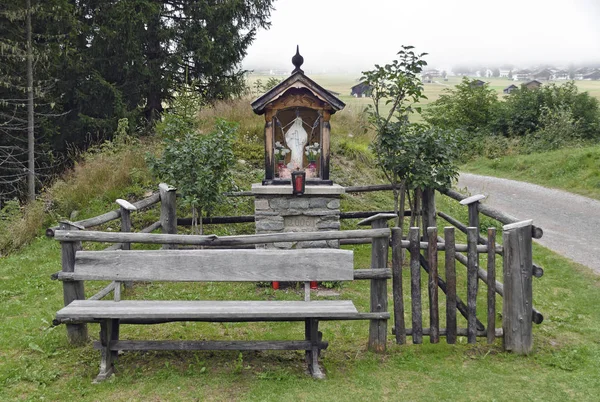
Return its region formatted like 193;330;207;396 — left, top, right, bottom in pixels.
73;248;354;282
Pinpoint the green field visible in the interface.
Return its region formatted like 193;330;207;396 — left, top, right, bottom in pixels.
249;74;600;118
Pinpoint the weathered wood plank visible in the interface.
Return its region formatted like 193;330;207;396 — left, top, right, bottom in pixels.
54;228;391;246
467;227;479;344
391;227;406;345
56;300;360;320
409;227;422;344
487;228;497;344
71;249;354;282
502;222;534;354
444;227;457;344
427;227;439;344
368;218;389;353
55;311;390;325
94;340;329;351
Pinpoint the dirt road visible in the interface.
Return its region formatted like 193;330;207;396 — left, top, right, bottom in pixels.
458;173;600;274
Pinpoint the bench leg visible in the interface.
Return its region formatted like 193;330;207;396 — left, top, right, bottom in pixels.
111;319;120;361
305;319;325;379
94;319;115;383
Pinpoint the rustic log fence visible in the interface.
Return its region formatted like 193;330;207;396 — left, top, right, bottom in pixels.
47;182;542;354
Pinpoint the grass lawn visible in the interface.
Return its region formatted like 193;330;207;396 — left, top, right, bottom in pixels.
462;145;600;201
2;191;600;401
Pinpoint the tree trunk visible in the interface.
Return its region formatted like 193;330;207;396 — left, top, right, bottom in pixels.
26;0;35;201
144;9;164;123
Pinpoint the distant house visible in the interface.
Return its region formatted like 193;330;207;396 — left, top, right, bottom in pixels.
503;84;518;94
583;70;600;80
499;69;511;78
422;74;433;83
423;69;440;78
470;79;486;88
522;80;542;90
512;69;532;81
350;82;373;97
574;68;591;80
552;70;569;80
532;69;553;81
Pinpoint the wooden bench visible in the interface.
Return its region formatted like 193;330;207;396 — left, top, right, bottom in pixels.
53;246;389;382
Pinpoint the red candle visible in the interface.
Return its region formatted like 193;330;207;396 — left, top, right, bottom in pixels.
310;281;318;290
272;281;279;290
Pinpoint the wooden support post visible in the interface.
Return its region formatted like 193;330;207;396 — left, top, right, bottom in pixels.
94;319;115;383
59;221;87;345
466;227;479;344
159;183;177;249
367;216;390;352
264;113;274;181
409;227;422;344
502;220;534;354
487;228;497;344
391;227;406;344
444;227;457;344
427;227;439;343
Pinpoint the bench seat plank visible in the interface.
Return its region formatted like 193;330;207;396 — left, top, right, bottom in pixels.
57;300;359;321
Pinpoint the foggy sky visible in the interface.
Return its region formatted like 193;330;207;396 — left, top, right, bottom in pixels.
242;0;600;73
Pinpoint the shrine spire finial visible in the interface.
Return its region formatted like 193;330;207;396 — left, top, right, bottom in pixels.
291;45;304;74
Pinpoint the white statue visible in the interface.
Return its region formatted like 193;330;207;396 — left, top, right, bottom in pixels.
284;117;308;170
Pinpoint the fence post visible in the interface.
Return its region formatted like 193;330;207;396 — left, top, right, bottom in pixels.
502;219;533;354
460;194;486;231
59;221;87;345
116;199;136;289
359;213;395;352
391;227;405;344
159;183;177;249
421;188;436;240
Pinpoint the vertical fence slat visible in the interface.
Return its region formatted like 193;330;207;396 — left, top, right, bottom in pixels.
427;227;439;343
368;218;389;352
444;227;457;344
391;227;406;344
487;228;497;344
409;227;422;344
467;227;479;344
503;221;534;354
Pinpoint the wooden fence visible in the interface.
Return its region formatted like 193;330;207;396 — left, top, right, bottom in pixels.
48;182;542;354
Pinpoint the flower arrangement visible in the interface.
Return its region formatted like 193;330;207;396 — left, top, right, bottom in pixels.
274;141;290;161
305;142;320;162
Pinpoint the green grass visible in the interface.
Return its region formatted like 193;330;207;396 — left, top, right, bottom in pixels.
462;145;600;200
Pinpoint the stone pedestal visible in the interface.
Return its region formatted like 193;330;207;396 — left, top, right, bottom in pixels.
252;183;344;249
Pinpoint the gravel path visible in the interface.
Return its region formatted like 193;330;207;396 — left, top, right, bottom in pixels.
458;172;600;274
